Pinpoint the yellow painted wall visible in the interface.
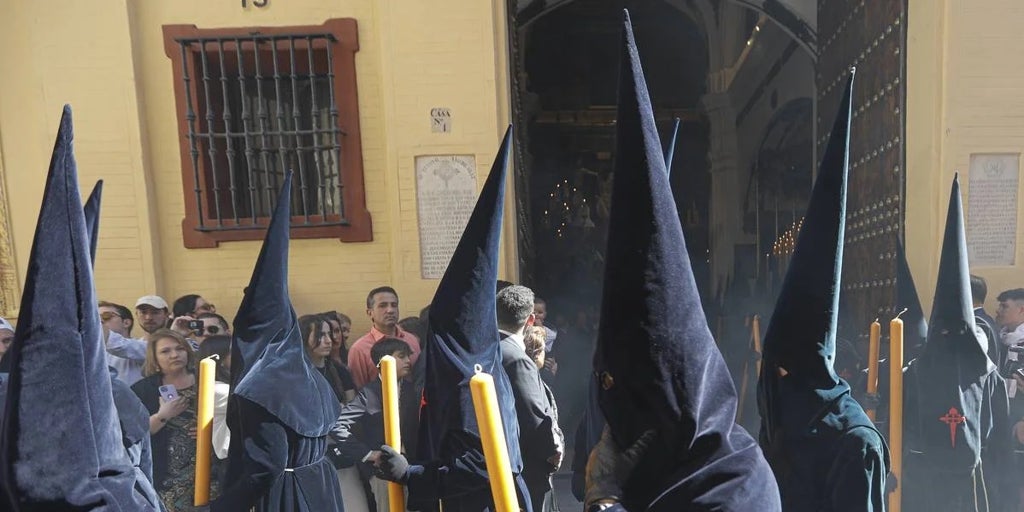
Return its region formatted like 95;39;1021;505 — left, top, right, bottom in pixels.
907;0;1024;315
0;0;514;333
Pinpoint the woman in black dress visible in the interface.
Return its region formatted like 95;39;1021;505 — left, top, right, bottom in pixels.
131;328;220;511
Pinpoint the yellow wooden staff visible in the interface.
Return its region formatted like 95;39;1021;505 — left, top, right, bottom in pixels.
888;310;905;512
194;356;216;506
865;319;881;420
379;355;407;512
469;365;518;512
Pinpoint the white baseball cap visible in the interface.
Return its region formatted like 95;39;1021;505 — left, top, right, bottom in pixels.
0;317;12;334
135;295;169;310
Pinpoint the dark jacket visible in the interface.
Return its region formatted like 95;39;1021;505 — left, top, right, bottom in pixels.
329;377;417;469
131;373;189;491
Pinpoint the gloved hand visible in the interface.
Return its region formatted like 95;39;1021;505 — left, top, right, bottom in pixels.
374;444;410;483
584;426;655;508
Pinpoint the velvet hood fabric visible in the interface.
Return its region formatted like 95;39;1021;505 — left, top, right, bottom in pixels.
0;105;156;510
416;126;524;472
84;180;103;265
229;173;341;438
897;240;928;355
907;175;999;468
592;11;779;510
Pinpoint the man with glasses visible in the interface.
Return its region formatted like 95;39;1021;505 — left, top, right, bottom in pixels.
100;300;147;385
193;312;230;346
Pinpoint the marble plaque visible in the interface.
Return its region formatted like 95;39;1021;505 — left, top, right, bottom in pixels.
416;155;478;278
967;153;1019;266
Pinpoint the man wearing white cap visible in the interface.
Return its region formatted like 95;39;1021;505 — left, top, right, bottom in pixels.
135;295;170;335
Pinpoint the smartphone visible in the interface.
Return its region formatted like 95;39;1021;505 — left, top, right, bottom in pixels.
1015;368;1024;381
187;320;204;332
158;384;179;402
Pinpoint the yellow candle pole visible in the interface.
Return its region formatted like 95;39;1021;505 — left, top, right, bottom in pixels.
379;355;407;512
888;311;905;512
866;319;881;420
469;365;518;512
194;356;216;506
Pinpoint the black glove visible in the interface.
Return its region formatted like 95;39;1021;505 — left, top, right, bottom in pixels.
374;444;410;483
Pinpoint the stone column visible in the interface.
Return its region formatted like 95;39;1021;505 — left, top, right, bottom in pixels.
700;84;742;298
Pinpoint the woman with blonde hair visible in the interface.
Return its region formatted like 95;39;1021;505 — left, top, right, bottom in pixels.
131;328;218;510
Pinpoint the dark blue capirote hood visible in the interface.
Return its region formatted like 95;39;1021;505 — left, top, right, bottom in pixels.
230;173;341;437
0;105;156;510
416;127;523;472
592;11;780;510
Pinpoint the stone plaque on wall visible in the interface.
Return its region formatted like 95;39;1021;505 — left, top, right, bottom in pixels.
967;153;1019;266
416;155;477;279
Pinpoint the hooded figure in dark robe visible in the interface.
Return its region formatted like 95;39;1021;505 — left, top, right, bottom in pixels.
0;105;160;511
212;173;344;511
582;12;781;512
83;179;163;509
372;127;532;512
856;241;927;424
757;69;891;512
571;108;685;505
897;241;929;363
901;175;1011;512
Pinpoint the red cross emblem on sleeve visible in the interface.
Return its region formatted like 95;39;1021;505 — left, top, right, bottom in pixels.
939;407;966;448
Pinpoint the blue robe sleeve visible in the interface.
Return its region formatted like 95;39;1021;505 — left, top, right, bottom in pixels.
827;427;889;512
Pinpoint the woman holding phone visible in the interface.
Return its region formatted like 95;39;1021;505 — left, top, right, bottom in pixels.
131;328;217;510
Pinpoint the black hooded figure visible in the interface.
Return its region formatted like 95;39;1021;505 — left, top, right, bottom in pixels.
897;241;929;362
83;179;163;509
583;12;780;512
856;241;928;423
901;175;1011;512
373;127;533;512
0;105;159;511
757;69;891;512
212;173;344;511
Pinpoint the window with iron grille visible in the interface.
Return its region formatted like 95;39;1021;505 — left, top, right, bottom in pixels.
163;19;372;248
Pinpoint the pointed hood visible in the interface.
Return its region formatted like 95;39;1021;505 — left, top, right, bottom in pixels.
230;174;295;389
760;71;854;393
896;241;928;354
904;175;996;468
0;105;153;509
924;175;994;371
663;117;681;173
230;174;341;437
417;126;523;471
83;180;103;265
592;13;780;509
